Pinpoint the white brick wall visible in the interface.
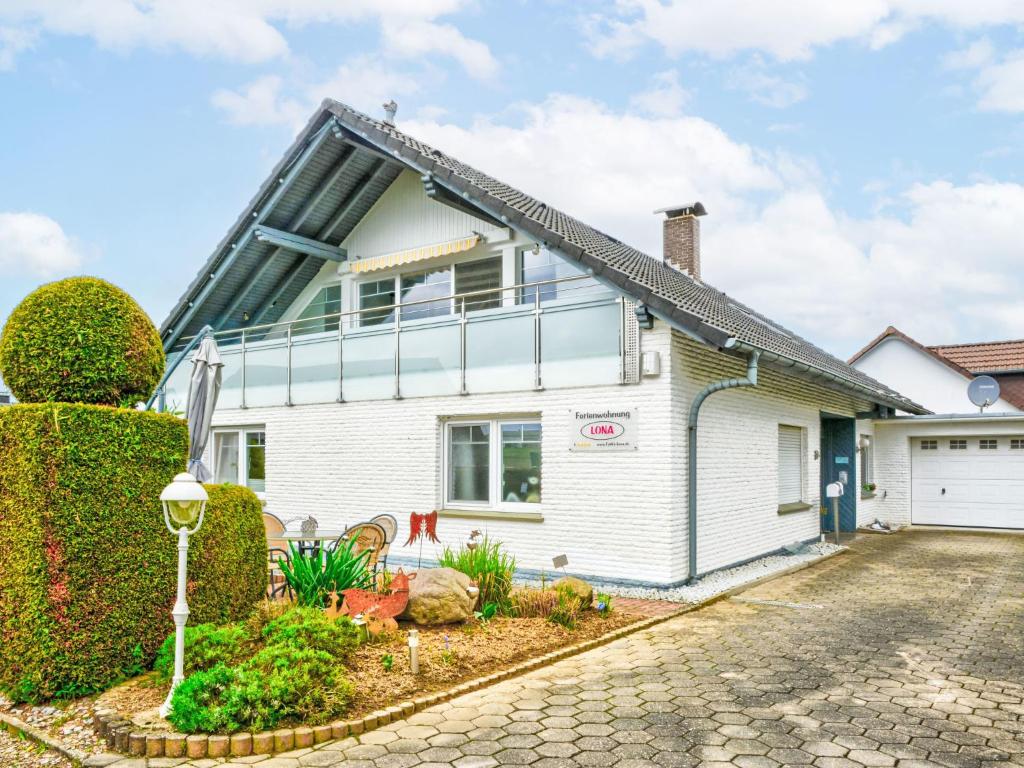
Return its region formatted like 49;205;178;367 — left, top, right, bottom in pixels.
671;335;874;579
212;325;680;585
211;323;886;586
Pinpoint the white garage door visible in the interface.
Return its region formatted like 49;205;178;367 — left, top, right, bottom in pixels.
911;436;1024;529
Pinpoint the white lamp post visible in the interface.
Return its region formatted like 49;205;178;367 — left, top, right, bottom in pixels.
159;472;208;718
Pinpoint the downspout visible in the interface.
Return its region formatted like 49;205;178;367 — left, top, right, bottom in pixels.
686;348;760;583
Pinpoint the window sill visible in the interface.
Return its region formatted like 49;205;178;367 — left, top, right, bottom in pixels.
777;501;813;515
438;508;544;523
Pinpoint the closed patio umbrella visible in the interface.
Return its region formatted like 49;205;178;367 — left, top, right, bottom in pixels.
185;334;223;482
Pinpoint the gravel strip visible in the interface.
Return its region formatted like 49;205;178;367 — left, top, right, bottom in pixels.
0;726;73;768
521;541;844;603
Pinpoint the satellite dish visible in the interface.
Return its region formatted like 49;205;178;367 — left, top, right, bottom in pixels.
967;375;1000;410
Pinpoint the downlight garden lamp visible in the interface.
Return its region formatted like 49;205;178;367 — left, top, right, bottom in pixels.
159;472;208;718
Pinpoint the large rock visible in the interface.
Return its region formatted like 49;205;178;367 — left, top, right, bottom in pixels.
553;576;594;607
399;568;475;625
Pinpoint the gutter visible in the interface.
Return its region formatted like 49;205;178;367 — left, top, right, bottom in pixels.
687;349;760;583
724;338;928;416
883;411;1024;422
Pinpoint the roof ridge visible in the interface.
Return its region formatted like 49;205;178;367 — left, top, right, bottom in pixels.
929;338;1024;350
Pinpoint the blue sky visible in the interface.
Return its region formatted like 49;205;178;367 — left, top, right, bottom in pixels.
1;1;1023;357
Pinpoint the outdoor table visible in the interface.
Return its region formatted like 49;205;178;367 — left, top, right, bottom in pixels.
275;530;346;557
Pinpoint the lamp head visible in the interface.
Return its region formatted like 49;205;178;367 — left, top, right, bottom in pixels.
161;472;208;531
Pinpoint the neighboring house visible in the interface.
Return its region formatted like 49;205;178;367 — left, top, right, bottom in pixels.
159;99;926;587
0;375;11;406
851;327;1024;532
849;326;1022;414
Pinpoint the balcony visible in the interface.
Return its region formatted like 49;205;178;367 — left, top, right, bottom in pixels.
160;276;635;411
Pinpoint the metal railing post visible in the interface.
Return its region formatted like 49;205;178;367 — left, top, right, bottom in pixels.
240;329;248;409
157;387;166;413
459;298;468;395
533;289;543;390
393;308;402;400
337;317;344;403
285;325;293;406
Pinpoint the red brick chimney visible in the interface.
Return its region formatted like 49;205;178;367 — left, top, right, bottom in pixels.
656;202;706;280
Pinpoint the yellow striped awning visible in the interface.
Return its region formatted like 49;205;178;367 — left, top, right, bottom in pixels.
349;235;481;274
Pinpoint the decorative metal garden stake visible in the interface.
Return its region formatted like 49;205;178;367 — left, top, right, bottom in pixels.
159;472;209;718
405;511;440;568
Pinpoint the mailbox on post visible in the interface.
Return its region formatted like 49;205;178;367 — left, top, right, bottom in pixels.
825;481;843;545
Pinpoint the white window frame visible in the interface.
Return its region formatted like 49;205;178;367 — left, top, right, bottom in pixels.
777;424;806;507
859;434;874;485
355;253;506;326
442;417;542;512
211;426;267;499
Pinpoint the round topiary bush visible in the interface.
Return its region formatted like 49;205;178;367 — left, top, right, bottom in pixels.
0;277;164;407
188;484;268;625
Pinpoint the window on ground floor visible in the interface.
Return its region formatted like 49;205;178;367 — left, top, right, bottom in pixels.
777;425;805;505
980;439;998;450
213;427;266;495
445;418;542;509
859;434;873;487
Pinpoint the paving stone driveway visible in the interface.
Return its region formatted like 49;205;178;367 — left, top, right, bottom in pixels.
178;531;1024;768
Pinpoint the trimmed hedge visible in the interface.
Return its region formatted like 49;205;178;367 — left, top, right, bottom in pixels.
0;405;268;702
0;404;186;702
0;277;164;407
189;484;267;625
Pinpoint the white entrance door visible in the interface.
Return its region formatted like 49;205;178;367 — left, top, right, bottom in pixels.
911;436;1024;529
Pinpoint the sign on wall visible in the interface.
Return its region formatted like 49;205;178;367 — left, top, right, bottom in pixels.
570;408;638;452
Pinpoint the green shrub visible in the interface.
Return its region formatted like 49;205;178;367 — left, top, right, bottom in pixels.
0;404;187;701
167;608;358;733
260;607;361;659
154;624;251;681
0;277;164;407
549;585;587;630
188;485;267;625
278;539;373;608
438;536;515;612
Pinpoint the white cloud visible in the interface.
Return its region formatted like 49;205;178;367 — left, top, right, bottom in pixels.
0;1;494;76
943;37;995;70
211;58;421;129
974;50;1024;112
0;25;34;70
0;212;83;277
629;70;690;117
397;93;1024;353
727;60;808;108
587;0;1024;62
379;18;497;80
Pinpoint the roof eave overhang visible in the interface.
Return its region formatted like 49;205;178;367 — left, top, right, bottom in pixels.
159;109;338;346
725;338;931;416
328;107;734;351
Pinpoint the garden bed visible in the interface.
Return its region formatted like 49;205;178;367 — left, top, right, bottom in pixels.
97;610;641;731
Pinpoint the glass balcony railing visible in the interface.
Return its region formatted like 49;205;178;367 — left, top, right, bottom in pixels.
160;275;630;412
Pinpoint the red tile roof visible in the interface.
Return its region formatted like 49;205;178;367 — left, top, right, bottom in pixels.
929;339;1024;373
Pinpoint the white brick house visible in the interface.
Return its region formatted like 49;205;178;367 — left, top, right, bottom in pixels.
158;100;925;587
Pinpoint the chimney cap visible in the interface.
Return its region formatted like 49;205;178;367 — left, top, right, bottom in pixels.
654;201;707;218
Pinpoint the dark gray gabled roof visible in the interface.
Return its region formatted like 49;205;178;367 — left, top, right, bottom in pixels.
322;100;926;414
161;99;926;414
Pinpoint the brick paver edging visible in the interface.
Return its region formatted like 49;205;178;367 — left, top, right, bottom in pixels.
51;546;849;761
